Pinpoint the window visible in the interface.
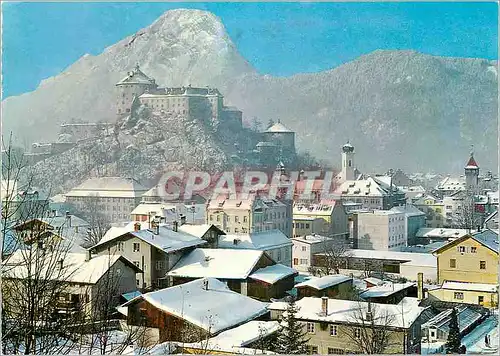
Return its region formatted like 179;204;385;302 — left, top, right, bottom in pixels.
300;259;309;265
307;345;318;354
300;223;305;229
478;296;484;305
302;246;307;252
136;279;140;286
480;261;486;269
156;261;165;270
449;259;456;268
235;228;239;233
471;247;477;253
216;215;220;222
117;242;124;251
328;348;344;355
235;216;239;223
458;246;466;253
210;215;213;222
306;322;315;334
454;292;464;300
277;250;282;261
133;243;140;252
293;258;298;265
354;328;361;338
330;324;338;336
133;261;140;268
306;223;310;229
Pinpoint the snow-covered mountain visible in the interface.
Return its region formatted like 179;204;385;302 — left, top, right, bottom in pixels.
2;8;498;172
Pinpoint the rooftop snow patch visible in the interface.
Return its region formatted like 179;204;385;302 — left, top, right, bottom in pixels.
441;281;498;293
249;264;297;284
125;278;268;333
219;229;292;250
167;248;264;279
295;275;352;290
360;282;416;298
294;297;425;328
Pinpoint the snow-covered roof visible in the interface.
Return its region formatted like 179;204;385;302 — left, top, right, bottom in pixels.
178;224;223;239
295;275;352;290
196;320;280;349
293;202;336;216
94;224;206;253
416;228;469;239
65;177;149;198
390;205;425;217
219;230;292;251
364;277;384;286
267;301;289;311
291;234;332;245
433;229;499;255
168;248;264;280
465;154;479;169
4;251;141;284
436;177;466;191
116;65;156;85
249;264;297;284
360;282;416;298
294;297;425;329
441;281;498;293
346;249;437;268
125;278;268;334
335;177;391;197
265;122;293;133
130;203;176;216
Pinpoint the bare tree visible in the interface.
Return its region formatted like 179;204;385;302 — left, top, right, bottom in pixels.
342;302;397;354
453;191;483;232
313;239;352;276
71;195;111;248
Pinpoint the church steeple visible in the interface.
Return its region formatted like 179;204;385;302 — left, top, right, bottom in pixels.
464;146;479;190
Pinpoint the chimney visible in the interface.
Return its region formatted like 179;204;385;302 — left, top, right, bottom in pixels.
180;214;186;226
233;238;239;245
203;279;209;290
151;221;159;235
321;296;328;316
477;225;481;232
417;272;424;301
173;221;178;232
58;258;64;270
85;249;91;262
134;222;141;232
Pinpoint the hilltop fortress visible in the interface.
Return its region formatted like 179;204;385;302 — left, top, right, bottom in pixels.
116;64;243;129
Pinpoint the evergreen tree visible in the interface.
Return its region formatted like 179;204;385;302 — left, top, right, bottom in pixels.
445;308;462;354
275;298;310;354
267;119;275;129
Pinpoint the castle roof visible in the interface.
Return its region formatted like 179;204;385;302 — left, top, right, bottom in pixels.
116;65;156;86
265;121;293;133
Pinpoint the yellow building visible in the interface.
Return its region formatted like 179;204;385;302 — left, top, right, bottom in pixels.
293;201;348;238
288;297;426;354
429;230;499;307
414;195;446;228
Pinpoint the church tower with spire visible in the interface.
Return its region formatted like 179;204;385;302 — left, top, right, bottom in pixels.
464;148;480;191
342;141;355;181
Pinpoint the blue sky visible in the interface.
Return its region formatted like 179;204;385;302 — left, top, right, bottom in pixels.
2;1;498;98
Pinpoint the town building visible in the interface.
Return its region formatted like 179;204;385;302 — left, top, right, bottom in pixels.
262;121;296;158
414;195;447;228
206;195;292;238
3;250;140;320
218;229;293;267
13;212;91;251
335;177;406;210
351;210;407;251
415;227;470;245
65;177;149;222
292;297;427;354
123;278;269;345
295;275;353;299
91;222;213;290
313;249;437;282
333;141;362;184
429;230;499;308
291;234;337;272
390;205;426;245
292;201;348;238
292;216;325;237
167;248;297;301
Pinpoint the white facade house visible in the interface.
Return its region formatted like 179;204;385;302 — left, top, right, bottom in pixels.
353;210;407;251
65;177;149;222
291;234;336;272
218;229;293;267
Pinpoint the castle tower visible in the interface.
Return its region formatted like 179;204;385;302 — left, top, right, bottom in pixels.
115;64;157;116
464;149;480;191
342;141;355;181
